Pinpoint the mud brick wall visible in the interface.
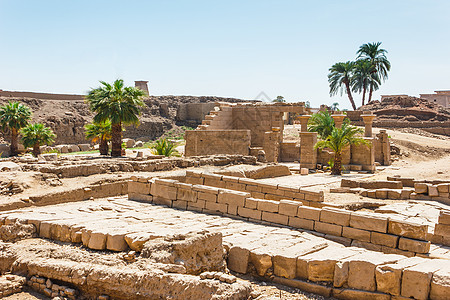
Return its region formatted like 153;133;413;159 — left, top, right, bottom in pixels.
184;130;251;157
184;171;324;204
129;176;433;255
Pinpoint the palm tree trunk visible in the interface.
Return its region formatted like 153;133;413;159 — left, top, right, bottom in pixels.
10;128;18;156
331;152;342;175
368;84;373;103
32;142;40;157
99;138;108;156
362;85;366;106
345;82;357;110
111;122;122;157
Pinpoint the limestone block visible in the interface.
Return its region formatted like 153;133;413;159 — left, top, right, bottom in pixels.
375;257;426;296
288;216;314;230
438;210;450;225
257;199;279;213
152;196;172;207
261;211;288;225
375;189;388;199
244;198;258;209
428;185;439;197
388;218;428;240
88;231;107;250
217;190;249;207
106;233;128;251
304;191;324;202
342;227;371;242
348;252;403;291
128;181;151;195
225;181;246;191
172;200;188;210
398;237;431;254
351;240;382;252
237;207;261;220
192;184;220;194
176;187;197;202
430;268;450;300
437;183;449;194
39;222;52;238
415;183;428;194
205;201;228;213
150;183;177;200
128;193;153;203
319;207;351;226
227;246;249;274
298;206;321;220
314;221;342;236
350;211;388;233
334;260;350;288
371;232;399;248
273;254;297;279
387;189;402;200
197;191;217;202
278;200;301;216
333;289;391;300
273;277;332;297
435;224;450;237
249;250;272;276
401;259;446;300
187;199;206;210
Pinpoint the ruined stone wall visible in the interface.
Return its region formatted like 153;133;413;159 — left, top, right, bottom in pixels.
280;141;299;162
184;130;251;157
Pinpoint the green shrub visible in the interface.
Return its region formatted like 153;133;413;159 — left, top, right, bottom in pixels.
151;138;179;157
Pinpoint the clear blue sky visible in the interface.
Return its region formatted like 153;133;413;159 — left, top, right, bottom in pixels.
1;0;449;109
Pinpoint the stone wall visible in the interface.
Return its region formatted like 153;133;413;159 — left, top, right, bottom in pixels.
129;174;434;256
176;103;217;123
434;211;450;246
184;130;251;157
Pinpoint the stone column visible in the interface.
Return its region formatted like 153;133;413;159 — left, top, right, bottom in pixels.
135;81;149;95
298;115;311;132
361;113;376;137
332;112;346;128
300;132;317;169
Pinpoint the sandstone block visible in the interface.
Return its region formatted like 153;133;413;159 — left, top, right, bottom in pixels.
387;189;402;200
298;206;321;220
401;259;446;300
197;191;217;202
273;277;332;297
435;224;450;237
249;250;272;276
261;211;288;225
288;216;314;230
257;199;279;213
244;197;258;209
176;187;197;202
430;268;450;300
187;199;206;210
217;190;249;207
398;237;430;254
278;200;301;216
192;184;220;194
205;201;228;213
150;183;177;200
334;260;350;288
333;288;391;300
375;189;388;199
428;184;439;197
348;253;403;292
152;196;172;207
415;182;428;194
436;183;449;193
371;232;399;248
88;231;107;250
106;233;128;251
439;211;450;225
342;227;371;242
228;246;249;274
128;181;150;194
350;212;388;233
128;192;153;203
237;207;261;220
172;200;188;210
314;221;342;236
375;257;426;296
319;207;351;226
225;181;245;191
273;254;297;279
388;218;428;240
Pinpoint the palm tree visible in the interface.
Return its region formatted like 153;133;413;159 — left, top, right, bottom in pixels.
308;111;335;140
21;123;56;157
273;96;286;103
357;42;391;102
331;102;339;111
328;61;357;110
84;120;112;155
85;79;146;157
352;59;379;106
314;122;368;175
0;101;32;156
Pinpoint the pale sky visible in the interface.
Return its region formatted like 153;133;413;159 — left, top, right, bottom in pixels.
0;0;449;109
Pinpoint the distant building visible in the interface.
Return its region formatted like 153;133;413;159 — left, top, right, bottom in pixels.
420;91;450;108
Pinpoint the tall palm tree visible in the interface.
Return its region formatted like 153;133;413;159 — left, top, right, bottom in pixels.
357;42;391;102
21;123;56;157
308;111;335;140
84;120;112;155
314;122;368;175
352;59;379;106
328;61;357;111
331;102;340;111
85;79;146;157
0;101;32;156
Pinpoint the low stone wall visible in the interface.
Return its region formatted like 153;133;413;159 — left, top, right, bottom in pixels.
129;176;432;256
434;211;450;246
184;171;324;204
184;130;251;157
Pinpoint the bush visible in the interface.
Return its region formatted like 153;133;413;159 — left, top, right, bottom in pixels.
151;138;179;157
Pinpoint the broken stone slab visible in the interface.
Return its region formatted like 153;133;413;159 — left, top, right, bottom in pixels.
273;276;332;298
249;249;273;277
430;267;450;300
227;246;250;274
401;259;450;300
347;252;404;292
332;288;390;300
375;257;426;296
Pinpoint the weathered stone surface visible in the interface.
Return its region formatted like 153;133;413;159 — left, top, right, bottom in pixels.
371;232;399;248
388;218;428;240
314;222;342;236
398;237;430;254
217;190;249;207
319;207;351;226
438;211;450;225
350;212;388;233
106;232;128;252
333;288;390;300
298;206;321;220
273;277;332;297
342;227;371;242
227;246;249;274
415;183;428;194
288;217;314;230
278;200;300;216
88;231;107;250
257;199;279;213
249;250;272;276
375;257;426;296
348;253;403;292
430;268;450;300
237;207;262;220
435;224;450;237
